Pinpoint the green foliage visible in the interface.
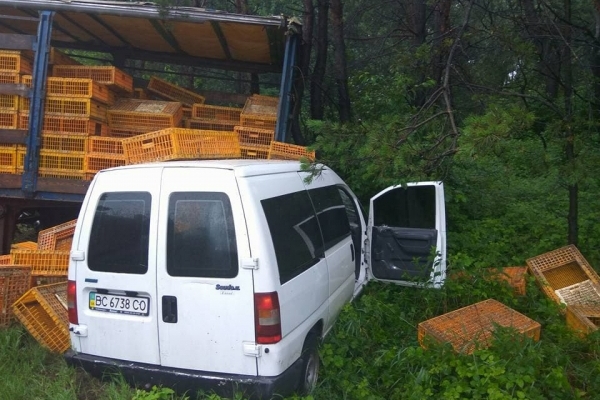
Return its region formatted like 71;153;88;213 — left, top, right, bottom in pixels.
133;385;183;400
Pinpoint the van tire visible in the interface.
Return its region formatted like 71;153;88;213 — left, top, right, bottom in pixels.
297;333;320;395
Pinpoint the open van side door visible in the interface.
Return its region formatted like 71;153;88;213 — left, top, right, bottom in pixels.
366;182;446;288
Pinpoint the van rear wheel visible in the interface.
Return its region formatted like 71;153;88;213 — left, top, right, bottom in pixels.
298;334;320;395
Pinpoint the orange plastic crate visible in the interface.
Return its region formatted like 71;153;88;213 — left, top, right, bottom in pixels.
0;255;11;265
30;274;67;288
417;299;541;354
22;75;112;105
107;128;151;138
0;51;32;74
566;304;600;336
247;94;279;107
9;250;70;275
240;95;278;130
240;146;269;159
0;72;19;84
18;113;108;136
12;282;69;353
186;119;237;132
41;134;88;153
0;111;17;129
0;266;32;327
37;219;77;251
191;104;241;122
194;130;241;159
108;99;183;133
20;97;107;120
147;76;205;107
88;136;124;154
39;151;86;172
11;241;38;251
235;126;274;149
133;88;148;99
48;48;81;66
269;141;316;161
527;245;600;309
86;153;126;174
52;65;133;94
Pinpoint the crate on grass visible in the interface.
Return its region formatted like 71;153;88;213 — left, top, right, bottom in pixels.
0;266;32;327
12;282;69;353
526;245;600;309
9;250;70;275
417;299;541;354
52;65;133;94
37;219;77;251
566;304;600;336
269;141;316;161
147;76;205;107
108;99;183;134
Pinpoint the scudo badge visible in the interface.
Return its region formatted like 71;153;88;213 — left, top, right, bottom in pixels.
215;284;240;291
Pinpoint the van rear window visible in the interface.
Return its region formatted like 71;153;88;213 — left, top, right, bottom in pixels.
88;192;151;274
167;192;238;278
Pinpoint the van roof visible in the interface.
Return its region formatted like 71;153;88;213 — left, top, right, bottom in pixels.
97;159;325;178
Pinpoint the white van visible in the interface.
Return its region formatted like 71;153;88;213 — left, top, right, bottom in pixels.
65;159;446;399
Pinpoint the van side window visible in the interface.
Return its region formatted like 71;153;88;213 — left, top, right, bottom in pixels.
262;190;324;284
374;186;436;228
167;192;238;278
88;192;151;274
308;186;351;252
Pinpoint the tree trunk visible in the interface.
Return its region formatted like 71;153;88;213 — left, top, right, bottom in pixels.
310;0;328;120
330;0;351;122
291;0;314;145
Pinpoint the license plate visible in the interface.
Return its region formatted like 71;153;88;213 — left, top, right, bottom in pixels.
89;292;150;316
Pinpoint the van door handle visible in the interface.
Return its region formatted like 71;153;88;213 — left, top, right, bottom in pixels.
350;243;355;262
162;296;178;323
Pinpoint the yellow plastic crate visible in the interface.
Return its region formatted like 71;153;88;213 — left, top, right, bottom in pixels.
19;113;108;136
107;128;152;138
12;282;69;353
37;219;77;251
418;299;541;354
20;97;107;120
268;141;315;161
9;250;70;275
527;245;600;309
240;95;278;130
235;126;274;149
566;304;600;337
0;255;12;265
88;136;124;155
108;99;183;133
22;75;112;105
194;130;241;159
0;72;19;84
52;65;133;94
41;134;88;153
186;119;237;132
86;153;127;174
240;146;269;159
11;241;38;251
0;51;32;74
0;266;32;327
147;76;205;107
191;104;241;122
0;145;17;173
0;111;17;129
39;150;86;172
0;94;19;111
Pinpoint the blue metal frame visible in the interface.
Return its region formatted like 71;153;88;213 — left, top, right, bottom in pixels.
22;10;53;197
275;32;298;142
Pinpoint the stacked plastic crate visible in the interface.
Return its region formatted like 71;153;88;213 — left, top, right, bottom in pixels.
0;50;33;174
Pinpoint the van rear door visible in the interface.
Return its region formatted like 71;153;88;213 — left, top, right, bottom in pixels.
73;167;161;364
156;167;257;375
366;182;446;288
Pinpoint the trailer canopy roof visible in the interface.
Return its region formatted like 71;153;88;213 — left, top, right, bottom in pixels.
0;0;294;73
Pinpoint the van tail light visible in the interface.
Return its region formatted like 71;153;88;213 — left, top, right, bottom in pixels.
67;280;78;325
254;292;282;344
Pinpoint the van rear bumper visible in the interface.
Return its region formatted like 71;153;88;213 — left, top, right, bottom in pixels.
64;349;303;399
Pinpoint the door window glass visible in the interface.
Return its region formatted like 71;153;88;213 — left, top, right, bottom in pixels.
167;192;238;278
308;186;351;251
88;192;151;274
262;190;323;284
373;186;436;228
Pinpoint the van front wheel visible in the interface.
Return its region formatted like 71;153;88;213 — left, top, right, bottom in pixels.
297;334;320;395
